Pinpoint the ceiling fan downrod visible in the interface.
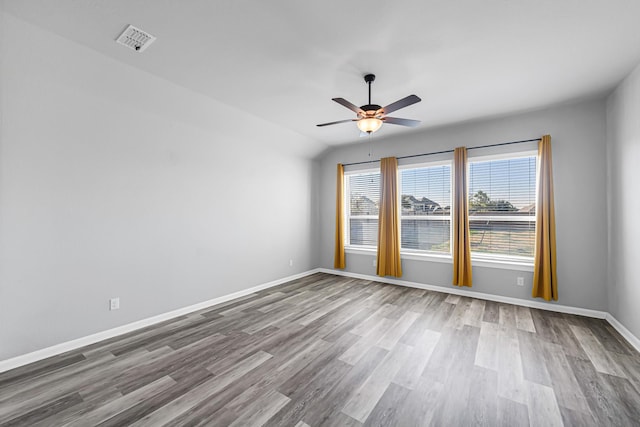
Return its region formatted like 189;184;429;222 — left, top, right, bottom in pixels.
364;74;375;105
362;74;381;114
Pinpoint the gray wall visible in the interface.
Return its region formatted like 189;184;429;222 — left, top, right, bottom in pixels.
606;62;640;339
318;99;609;311
0;13;324;360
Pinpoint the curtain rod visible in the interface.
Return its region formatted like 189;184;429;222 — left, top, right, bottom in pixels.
342;137;541;167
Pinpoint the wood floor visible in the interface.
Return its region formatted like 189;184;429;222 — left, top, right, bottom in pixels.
1;273;640;426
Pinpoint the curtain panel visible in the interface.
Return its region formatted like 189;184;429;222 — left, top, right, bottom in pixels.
334;163;346;269
532;135;558;300
376;157;402;277
453;147;473;287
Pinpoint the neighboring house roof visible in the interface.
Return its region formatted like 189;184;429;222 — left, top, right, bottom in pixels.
518;203;536;213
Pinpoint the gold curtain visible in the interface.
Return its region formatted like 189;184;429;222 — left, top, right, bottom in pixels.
334;163;346;269
532;135;558;300
453;147;473;287
376;157;402;277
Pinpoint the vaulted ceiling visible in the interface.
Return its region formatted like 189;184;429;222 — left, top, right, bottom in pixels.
4;0;640;146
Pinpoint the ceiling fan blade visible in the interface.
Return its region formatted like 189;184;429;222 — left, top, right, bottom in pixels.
381;95;421;115
383;117;421;127
316;119;357;127
332;98;365;115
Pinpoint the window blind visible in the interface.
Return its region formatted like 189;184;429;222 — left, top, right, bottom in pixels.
347;172;380;247
468;155;537;258
400;164;451;253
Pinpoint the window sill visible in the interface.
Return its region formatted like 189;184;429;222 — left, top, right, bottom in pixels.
345;246;377;255
344;246;534;271
398;251;453;264
471;256;534;272
345;246;452;264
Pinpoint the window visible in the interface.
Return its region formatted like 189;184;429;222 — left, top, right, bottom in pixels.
345;171;380;247
400;163;452;253
468;153;537;260
344;150;536;265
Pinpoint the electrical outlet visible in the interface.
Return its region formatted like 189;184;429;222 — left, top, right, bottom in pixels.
289;259;293;267
516;277;524;286
109;297;120;311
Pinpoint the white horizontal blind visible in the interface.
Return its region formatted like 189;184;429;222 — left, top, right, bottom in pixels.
347;172;380;247
400;164;452;253
468;154;537;258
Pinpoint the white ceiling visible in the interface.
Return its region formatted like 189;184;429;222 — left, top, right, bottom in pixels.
3;0;640;146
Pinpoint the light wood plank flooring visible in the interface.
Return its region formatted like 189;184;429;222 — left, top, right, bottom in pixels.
1;273;640;426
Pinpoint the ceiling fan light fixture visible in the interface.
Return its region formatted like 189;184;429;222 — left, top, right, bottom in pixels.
357;117;383;134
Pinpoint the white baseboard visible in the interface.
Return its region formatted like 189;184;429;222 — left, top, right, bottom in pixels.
605;313;640;353
319;268;607;319
0;269;322;374
3;267;638;373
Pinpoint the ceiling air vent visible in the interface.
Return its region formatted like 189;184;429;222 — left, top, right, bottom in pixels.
116;25;156;52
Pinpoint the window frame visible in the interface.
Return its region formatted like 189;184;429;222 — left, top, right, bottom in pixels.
342;148;538;271
466;150;538;264
344;167;380;250
398;159;453;257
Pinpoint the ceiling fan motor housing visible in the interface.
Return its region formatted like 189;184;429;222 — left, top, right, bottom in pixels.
359;104;383;117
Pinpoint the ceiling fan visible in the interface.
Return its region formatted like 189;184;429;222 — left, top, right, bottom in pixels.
317;74;421;135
